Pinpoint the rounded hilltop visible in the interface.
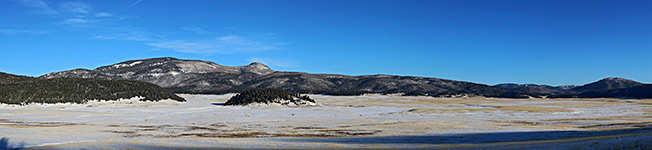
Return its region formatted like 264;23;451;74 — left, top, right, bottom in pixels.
224;88;316;106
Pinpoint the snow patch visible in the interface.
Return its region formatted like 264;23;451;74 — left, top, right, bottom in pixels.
243;100;319;107
113;61;142;68
0;96;182;108
149;62;166;66
147;71;181;77
148;73;165;77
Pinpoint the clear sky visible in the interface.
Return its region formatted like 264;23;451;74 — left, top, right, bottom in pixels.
1;0;651;86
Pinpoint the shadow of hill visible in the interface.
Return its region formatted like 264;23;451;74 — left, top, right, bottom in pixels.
282;127;652;145
23;128;652;149
0;138;7;149
211;102;226;106
1;137;23;149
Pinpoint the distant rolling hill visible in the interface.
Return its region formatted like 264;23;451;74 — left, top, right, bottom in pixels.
40;57;531;98
551;78;651;98
0;72;185;104
568;84;652;98
495;77;652;98
40;57;652;99
493;83;576;95
571;77;644;92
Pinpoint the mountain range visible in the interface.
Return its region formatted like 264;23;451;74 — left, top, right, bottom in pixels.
40;57;530;98
40;57;652;99
495;77;651;98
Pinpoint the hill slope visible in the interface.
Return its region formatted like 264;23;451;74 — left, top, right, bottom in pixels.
493;83;576;95
571;77;643;92
40;57;652;99
574;84;652;98
1;72;185;104
41;57;531;98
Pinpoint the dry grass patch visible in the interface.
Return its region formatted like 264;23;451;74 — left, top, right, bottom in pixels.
544;116;652;122
329;97;527;108
531;102;619;109
578;121;652;129
409;105;574;113
496;105;575;112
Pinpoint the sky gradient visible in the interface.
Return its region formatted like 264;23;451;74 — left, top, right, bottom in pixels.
1;0;651;86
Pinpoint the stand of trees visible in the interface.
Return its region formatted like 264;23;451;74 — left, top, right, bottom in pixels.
224;88;314;106
0;72;185;105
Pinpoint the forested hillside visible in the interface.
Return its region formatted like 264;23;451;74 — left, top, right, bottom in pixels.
0;72;185;104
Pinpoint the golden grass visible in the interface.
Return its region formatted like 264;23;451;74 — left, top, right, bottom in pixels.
318;96;649;110
496;105;575;112
544;116;652;122
409;105;575;113
531;102;620;108
323;97;526;108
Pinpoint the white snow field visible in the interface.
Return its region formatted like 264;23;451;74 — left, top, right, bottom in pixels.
2;94;652;149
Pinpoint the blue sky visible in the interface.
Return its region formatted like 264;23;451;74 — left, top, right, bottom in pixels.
1;0;651;86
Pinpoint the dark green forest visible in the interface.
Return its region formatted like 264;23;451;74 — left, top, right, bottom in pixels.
224;88;314;106
0;72;185;105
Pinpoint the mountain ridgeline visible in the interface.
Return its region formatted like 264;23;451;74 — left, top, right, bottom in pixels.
40;57;652;99
41;57;531;98
0;72;185;105
495;77;652;98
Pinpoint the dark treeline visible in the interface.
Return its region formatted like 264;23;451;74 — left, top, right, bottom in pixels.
0;72;185;105
169;85;532;98
224;88;314;106
169;86;372;96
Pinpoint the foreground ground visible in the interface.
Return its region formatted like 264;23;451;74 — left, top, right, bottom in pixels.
1;94;652;149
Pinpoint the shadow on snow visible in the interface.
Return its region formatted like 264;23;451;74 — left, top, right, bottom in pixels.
211;102;226;106
1;137;23;149
281;127;652;145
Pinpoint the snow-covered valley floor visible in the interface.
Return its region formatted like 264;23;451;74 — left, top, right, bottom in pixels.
2;94;652;149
